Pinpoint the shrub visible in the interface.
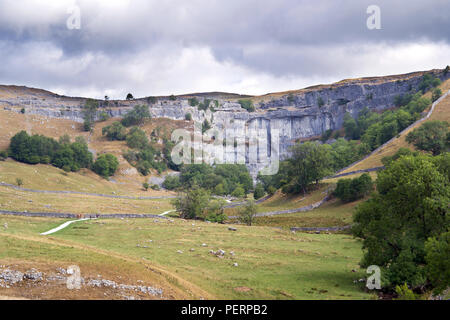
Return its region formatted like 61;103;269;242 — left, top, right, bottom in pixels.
169;95;176;101
82;99;98;132
20;108;25;114
16;178;23;187
0;150;8;161
93;153;119;178
334;173;373;203
238;200;257;226
143;182;149;191
126;127;149;149
317;96;324;108
126;93;134;100
188;98;199;106
102;121;127;141
238;99;255;112
171;187;210;219
163;175;181;190
150;184;160;191
99;111;110;122
406;120;449;155
253;183;265;200
147;96;157;104
231;185;245;198
185;113;192;121
425;232;450;295
432;88;442;102
121;105;151;127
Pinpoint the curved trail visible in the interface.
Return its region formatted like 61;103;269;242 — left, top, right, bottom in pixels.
40;218;95;235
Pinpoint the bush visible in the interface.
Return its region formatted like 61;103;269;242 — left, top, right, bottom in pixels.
150;184;160;191
121;105;151;127
169;95;176;101
163;175;181;190
432;88;442;102
20;108;25;114
231;185;245;198
82;99;98;132
0;150;8;161
334;173;373;203
238;99;255;112
102;121;127;141
126;93;134;100
15;178;23;187
317;96;324;108
253;183;265;200
425;232;450;295
185;113;192;121
171;187;210;219
143;182;149;191
238;200;257;226
93;153;119;178
126;127;149;149
406;120;449;155
188;98;199;106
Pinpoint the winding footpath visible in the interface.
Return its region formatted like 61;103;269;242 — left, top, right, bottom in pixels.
40;218;95;235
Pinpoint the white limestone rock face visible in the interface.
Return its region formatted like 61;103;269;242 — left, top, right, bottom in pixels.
1;71;448;177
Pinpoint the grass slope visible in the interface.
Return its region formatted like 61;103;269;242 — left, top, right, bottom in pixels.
0;215;375;300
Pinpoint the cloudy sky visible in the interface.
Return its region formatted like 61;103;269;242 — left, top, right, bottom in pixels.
0;0;449;99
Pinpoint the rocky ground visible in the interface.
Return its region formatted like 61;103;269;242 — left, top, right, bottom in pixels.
0;265;164;300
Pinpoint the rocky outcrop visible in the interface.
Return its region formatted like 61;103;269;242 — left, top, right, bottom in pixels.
1;69;448;176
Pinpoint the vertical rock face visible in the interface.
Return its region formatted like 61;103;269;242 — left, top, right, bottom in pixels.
0;69;447;177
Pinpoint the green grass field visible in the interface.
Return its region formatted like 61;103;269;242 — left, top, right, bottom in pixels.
0;215;375;300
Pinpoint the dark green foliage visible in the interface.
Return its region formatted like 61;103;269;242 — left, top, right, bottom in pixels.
205;199;227;223
92;153;119;178
102;121;127;141
361;94;430;150
444;65;450;75
197;99;211;111
162;175;181;190
425;231;450;294
285;142;332;194
238;99;255;112
188;98;199;106
121;105;151;127
8;131;92;172
143;182;149;191
126;127;149;149
82;99;99;132
99;111;110;122
238;200;257;226
334;173;373;203
126;93;134;100
123;145;165;175
418;74;441;93
352;153;450;290
202;119;211;133
366;93;373;100
343;113;359;139
169;95;177;101
406;120;449;155
432;88;442;102
317;96;324;108
287;94;295;104
20;108;25;114
253;183;265;200
185;113;192;121
0;150;8;161
171;186;211;219
320;129;333;142
170;163;253;196
381;147;418;166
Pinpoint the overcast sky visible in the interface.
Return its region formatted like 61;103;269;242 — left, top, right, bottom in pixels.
0;0;449;99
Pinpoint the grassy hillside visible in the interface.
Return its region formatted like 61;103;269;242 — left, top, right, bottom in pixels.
0;215;375;300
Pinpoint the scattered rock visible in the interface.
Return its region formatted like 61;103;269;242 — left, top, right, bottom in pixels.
177;250;183;254
233;263;238;267
3;222;7;229
228;227;237;231
201;243;207;247
24;269;43;281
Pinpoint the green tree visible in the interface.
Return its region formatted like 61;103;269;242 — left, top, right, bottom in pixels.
82;99;98;132
238;99;255;112
102;121;127;141
143;182;149;191
93;153;119;178
126;93;134;100
238;200;257;226
253;183;265;200
425;231;450;294
206;199;227;223
171;187;210;219
352;154;449;289
121;105;151;127
288;142;332;194
231;185;245;198
432;88;442;102
126;127;149;149
406;120;449;155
